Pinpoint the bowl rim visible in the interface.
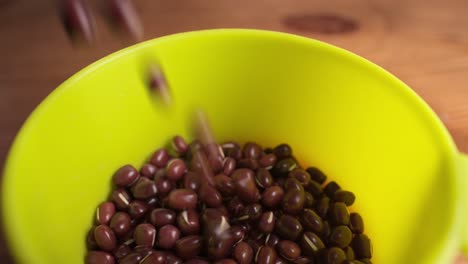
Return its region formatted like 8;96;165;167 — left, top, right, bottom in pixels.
1;28;460;264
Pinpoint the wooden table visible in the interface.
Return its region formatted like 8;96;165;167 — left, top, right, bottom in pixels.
1;0;468;262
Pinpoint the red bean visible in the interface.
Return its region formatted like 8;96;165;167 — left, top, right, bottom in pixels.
134;223;156;247
168;189;198;210
85;251;115;264
157;224;180;249
94;225;117;252
109;212;131;237
150;208;176;227
96;202;115;225
233;241;253;264
232;169;260;203
113;165;139;187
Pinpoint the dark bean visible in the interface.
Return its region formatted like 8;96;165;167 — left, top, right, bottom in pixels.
333;190;356;206
321;221;331;238
140;251;166;264
256;168;274;188
301;232;325;256
247;239;263;253
113;165;139;187
282;189;305;215
222;141;240;151
294;256;314;264
330;225;353;248
132;177;158;199
157;224;180;249
275;258;289;264
185;259;210;264
60;0;95;44
109;212;131;236
223;157;236;175
113;244;131;259
119;252;143;264
150;149;170;168
273;158;298;177
256;246;277;264
277;240;301;260
283;178;304;192
166;253;183;264
262;186;285;208
323;247;346;264
345;246;355;260
306;167;327;184
154;177;173;197
324;181;341;197
172;135;189;154
273;144;292;159
166;158;187;181
288;168;311;186
229;225;246;243
206;231;235;260
174;209;199;235
96;202;115;225
259;153;277;169
214;259;237;264
239;203;263;222
233;241;253;264
199;182;223;207
238;158;259;170
214;174;235;196
184;171;202;192
265;233;280;248
128;200;148;219
350;213;364;233
227;196;245;216
304;192;314;208
249;228;265;241
168;189;198;209
275;215;303;241
133;246;153;259
352;234;372;258
87;227;98;250
258;211;276;233
317;196;330;218
232;169;260;203
85;251;115;264
150;208;176;227
94;225;117;252
302;209;324;233
175;235;202;260
226;147;242;160
304;182;321;200
330;202;350;225
243;142;262;159
202;208;231;238
140;163;157;178
134;223;156;247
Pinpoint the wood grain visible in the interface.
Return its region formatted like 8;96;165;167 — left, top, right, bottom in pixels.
1;0;468;263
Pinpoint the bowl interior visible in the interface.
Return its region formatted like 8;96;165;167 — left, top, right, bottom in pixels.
2;29;458;264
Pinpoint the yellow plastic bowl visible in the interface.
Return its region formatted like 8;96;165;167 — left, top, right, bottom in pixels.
2;29;468;264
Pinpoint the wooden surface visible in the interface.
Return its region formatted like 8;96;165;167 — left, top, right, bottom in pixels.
1;0;468;263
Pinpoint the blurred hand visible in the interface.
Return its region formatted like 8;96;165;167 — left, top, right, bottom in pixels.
456;254;468;264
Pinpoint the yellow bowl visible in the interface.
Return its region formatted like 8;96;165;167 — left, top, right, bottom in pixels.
2;29;468;264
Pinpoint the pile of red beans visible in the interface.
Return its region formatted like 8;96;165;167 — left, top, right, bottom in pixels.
86;137;372;264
